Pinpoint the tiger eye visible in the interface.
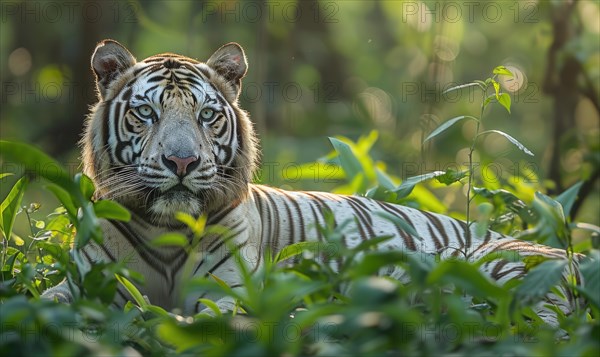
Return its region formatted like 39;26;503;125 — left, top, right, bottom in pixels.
200;108;215;121
136;104;154;118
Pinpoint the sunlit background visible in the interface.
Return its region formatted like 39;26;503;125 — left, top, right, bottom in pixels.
1;0;599;236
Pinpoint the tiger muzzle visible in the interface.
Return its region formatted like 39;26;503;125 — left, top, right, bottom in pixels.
162;154;200;177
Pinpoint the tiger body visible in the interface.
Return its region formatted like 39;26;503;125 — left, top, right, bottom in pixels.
78;185;575;318
42;40;581;323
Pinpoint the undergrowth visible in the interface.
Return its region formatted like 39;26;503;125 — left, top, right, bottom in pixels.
0;69;599;356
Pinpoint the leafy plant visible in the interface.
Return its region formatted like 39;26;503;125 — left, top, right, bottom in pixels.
422;67;535;234
1;128;598;356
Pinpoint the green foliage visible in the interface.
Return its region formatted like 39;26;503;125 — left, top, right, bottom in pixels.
476;130;534;157
0;65;597;352
0;138;598;356
577;251;600;311
1;67;597;355
423;115;478;143
513;260;568;305
0;176;27;242
556;181;584;219
391;171;446;198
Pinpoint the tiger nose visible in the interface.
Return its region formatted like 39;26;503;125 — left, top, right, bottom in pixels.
162;155;199;176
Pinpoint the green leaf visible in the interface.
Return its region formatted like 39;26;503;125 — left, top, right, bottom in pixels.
483;94;496;108
351;235;394;254
75;202;102;248
427;260;507;298
0;141;101;247
442;82;481;95
497;93;512;113
515;259;567;303
185;277;242;303
333;173;366;195
45;184;77;218
477;130;533;156
0;176;28;239
423;116;478;143
473;187;532;221
555;181;583;219
4;246;24;271
435;169;468;185
349;251;408;277
156;319;217;352
76;173;95;201
356;130;379;153
115;274;147;308
175;212;207;236
11;233;25;246
145;304;171;317
575;253;600;309
0;173;14;179
518;192;569;247
38;241;70;263
536;191;565;219
493;66;513;76
492;79;500;99
375;211;422;241
473;187;522;206
473;249;523;268
196;298;222;316
375;168;396;190
93;200;131;221
328;137;364;183
0;141;79;197
391;171;446;198
475;202;494;238
274;241;327;263
209;273;231;291
175;212;197;228
150;233;189;248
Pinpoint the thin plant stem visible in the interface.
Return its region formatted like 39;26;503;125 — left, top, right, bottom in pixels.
24;206;39;264
0;235;7;282
465;86;487;247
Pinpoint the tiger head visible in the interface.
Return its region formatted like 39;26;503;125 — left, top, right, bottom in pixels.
83;40;258;226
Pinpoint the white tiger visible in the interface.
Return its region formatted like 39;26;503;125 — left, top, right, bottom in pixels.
42;40;583;324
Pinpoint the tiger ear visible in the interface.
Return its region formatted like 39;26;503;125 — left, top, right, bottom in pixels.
206;43;247;94
91;39;136;98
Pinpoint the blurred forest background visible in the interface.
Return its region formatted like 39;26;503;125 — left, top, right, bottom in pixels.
1;0;599;234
